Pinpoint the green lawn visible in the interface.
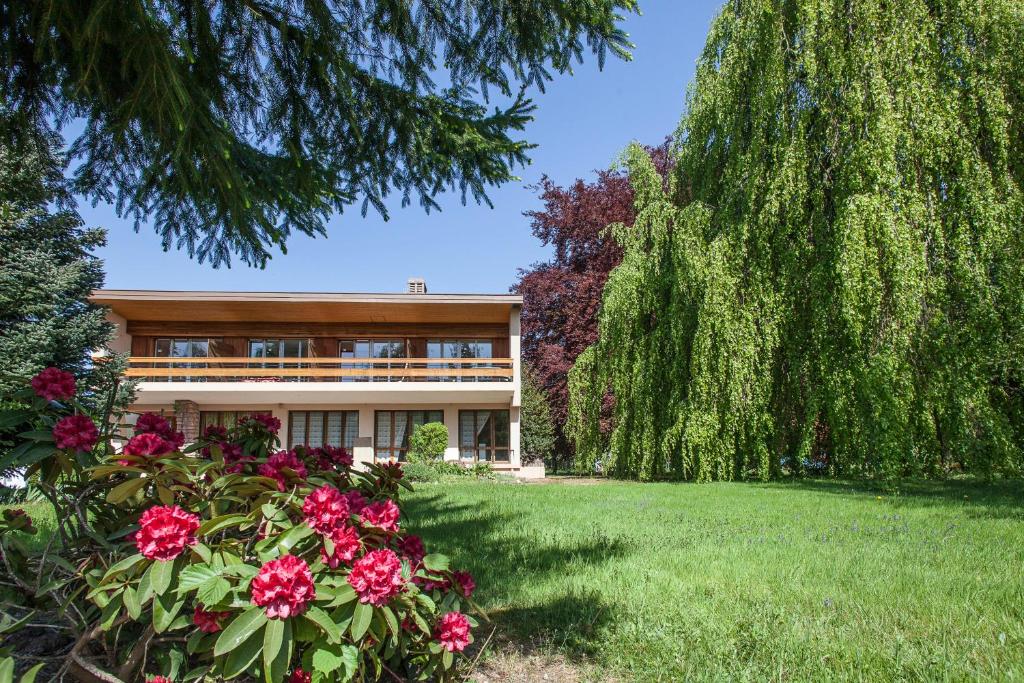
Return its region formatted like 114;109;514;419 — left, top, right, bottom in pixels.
405;478;1024;681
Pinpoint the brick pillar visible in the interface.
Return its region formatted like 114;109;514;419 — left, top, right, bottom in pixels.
174;400;200;444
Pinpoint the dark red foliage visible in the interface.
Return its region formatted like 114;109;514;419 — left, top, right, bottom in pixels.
514;142;671;457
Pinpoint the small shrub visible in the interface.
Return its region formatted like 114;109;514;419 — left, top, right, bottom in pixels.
401;462;440;483
408;422;448;463
431;461;468;477
469;462;494;479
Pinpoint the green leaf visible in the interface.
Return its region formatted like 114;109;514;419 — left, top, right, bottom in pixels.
137;563;154;605
262;617;291;683
177;565;220;593
304;605;341;643
105;476;147;503
272;522;314;556
197;513;249;536
0;657;12;683
123;586;141;620
153;591;185;633
380;605;399;640
191;542;213;563
310;641;343;674
196;577;231;607
350;602;372;640
18;662;45;683
150;558;176;596
0;408;32;431
222;627;263;678
326;583;357;607
422;554;449;572
98;593;123;631
215;606;268;656
18;429;55;442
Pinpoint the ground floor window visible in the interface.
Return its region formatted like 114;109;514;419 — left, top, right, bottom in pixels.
199;411;271;434
459;410;510;462
374;410;443;461
289;411;359;449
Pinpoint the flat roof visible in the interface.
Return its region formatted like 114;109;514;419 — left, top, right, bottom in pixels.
91;289;521;324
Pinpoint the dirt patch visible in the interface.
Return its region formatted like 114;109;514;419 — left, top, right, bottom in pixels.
462;629;616;683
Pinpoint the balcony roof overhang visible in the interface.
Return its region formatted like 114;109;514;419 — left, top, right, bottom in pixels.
130;381;517;407
91;289;521;325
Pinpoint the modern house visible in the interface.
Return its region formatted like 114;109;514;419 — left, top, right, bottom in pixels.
91;281;542;477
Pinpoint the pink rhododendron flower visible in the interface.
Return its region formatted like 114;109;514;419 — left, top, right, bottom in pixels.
343;490;367;513
322;524;361;568
134;506;200;561
347;549;405;606
379;461;404;480
434;611;471;652
258;450;308;491
453;570;475;598
245;413;281;434
302;485;349;534
414;575;451;592
134;412;170;436
134;412;185;448
251;555;315;619
147;677;172;683
360;499;400;532
31;367;76;401
396;534;426;564
124;432;175;457
288;670;312;683
53;415;98;451
324;445;353;468
193;606;230;633
202;424;228;440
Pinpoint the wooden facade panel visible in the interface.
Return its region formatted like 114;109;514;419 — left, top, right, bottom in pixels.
126;321;507;338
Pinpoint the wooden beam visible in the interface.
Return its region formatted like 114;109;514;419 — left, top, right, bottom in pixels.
125;321;508;337
127;357;513;365
125;367;514;378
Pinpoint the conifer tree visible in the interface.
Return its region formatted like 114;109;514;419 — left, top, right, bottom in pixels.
0;121;112;393
570;0;1024;481
0;1;637;267
520;366;558;470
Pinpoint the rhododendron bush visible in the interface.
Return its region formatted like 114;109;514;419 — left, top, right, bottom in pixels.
0;369;481;681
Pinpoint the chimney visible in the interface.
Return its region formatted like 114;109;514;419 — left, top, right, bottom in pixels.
407;277;427;294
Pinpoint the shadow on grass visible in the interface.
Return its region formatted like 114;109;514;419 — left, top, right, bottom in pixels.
755;477;1024;519
405;490;625;663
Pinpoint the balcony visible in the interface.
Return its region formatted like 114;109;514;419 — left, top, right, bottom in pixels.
123;356;517;406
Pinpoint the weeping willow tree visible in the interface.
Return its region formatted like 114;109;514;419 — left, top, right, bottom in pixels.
569;0;1024;481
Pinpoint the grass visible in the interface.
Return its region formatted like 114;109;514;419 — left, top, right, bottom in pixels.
405;478;1024;682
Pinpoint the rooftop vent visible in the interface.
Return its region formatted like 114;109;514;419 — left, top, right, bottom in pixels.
407;278;427;294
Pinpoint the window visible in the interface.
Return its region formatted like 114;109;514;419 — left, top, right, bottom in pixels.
427;340;494;382
153;338;226;381
289;411;359;449
199;411;270;433
339;339;406;382
459;410;510;462
249;338;309;381
374;410;443;461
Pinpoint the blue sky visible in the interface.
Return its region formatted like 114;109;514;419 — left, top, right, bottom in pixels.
79;1;722;295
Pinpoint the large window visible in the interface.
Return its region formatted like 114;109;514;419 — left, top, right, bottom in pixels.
427;340;493;382
153;338;226;381
459;410;510;462
199;411;271;433
339;339;406;382
249;339;309;381
374;410;443;461
289;411;359;450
